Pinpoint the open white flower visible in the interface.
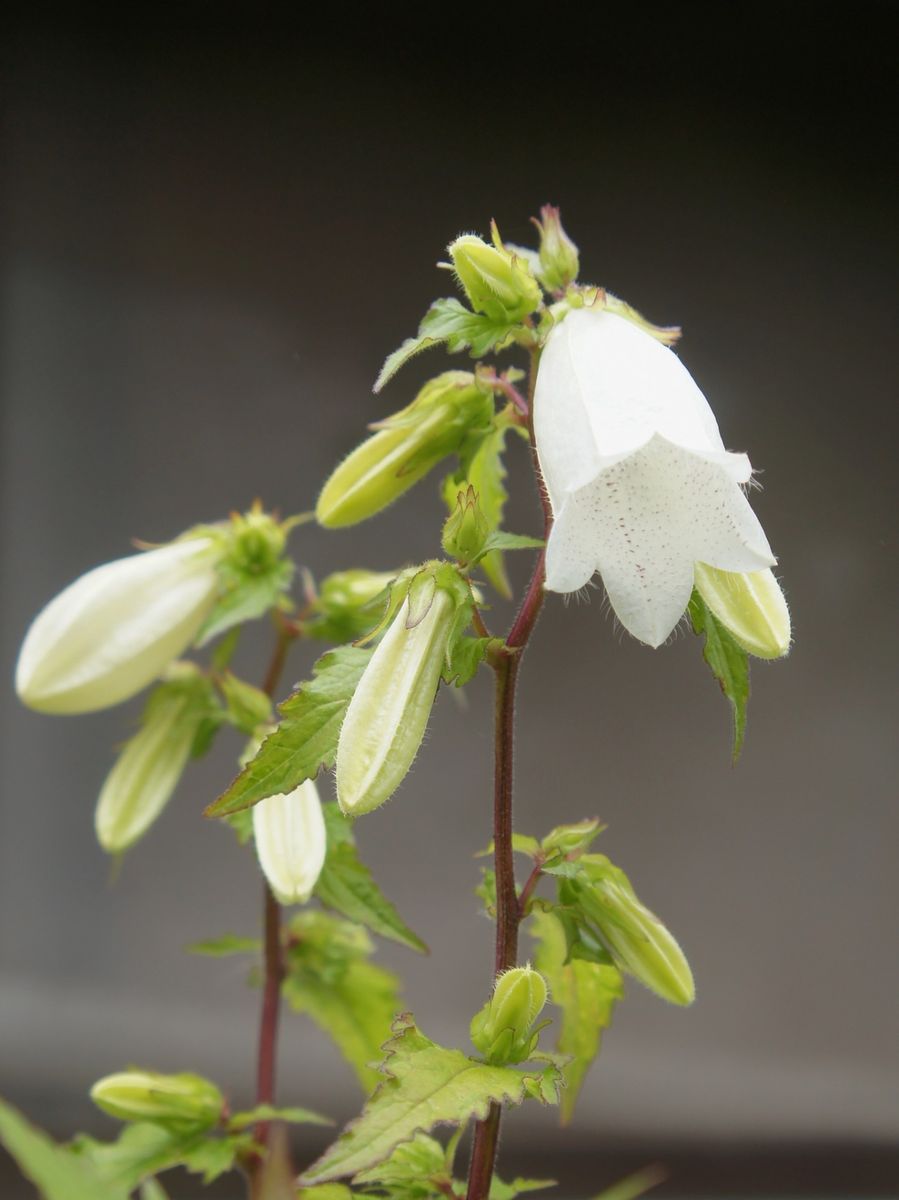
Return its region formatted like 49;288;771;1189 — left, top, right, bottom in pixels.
534;308;776;647
252;779;327;906
16;538;221;714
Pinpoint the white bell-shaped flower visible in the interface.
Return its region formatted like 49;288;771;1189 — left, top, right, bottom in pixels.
534;308;776;647
252;778;327;906
16;538;221;714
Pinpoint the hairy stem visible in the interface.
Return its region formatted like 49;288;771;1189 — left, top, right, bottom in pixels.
466;346;549;1200
251;624;298;1162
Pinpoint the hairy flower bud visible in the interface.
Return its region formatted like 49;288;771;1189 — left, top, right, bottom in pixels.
441;485;489;563
532;204;579;291
316;373;492;528
694;563;791;659
253;777;327;906
16;537;222;714
569;859;694;1007
90;1070;224;1129
447;223;542;323
95;665;214;853
336;573;458;815
470;965;549;1064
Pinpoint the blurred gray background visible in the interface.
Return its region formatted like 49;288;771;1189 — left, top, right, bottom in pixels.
2;8;897;1197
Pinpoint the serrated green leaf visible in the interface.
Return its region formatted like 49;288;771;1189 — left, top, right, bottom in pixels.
0;1098;128;1200
199;559;294;647
186;933;261;957
207;646;372;818
301;1015;563;1184
316;804;427;953
530;909;623;1123
284;912;403;1093
227;1104;331;1133
375;299;519;392
70;1123;209;1192
688;588;750;760
353;1131;449;1196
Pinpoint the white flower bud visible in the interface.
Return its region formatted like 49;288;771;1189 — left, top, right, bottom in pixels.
16;538;221;714
253;778;327;906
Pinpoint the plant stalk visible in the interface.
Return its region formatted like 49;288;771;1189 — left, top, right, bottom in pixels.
466;346;549;1200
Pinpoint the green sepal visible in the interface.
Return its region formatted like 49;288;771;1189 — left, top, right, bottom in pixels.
539;818;604;862
199;557;294;647
315;803;428;953
442;635;500;687
283;911;404;1094
688;587;750;761
375;298;521;393
206;646;372;818
300;1014;563;1185
530;908;623;1123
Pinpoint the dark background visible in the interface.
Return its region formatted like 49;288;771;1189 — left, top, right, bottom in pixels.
2;7;897;1197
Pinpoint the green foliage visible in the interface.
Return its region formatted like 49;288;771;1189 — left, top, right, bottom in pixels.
185;933;261;957
688;588;750;761
489;1178;557;1200
283;911;404;1093
301;1014;563;1185
476;867;497;917
0;1097;126;1200
530;909;623;1122
226;1104;331;1132
199;557;294;647
217;672;273;735
353;1132;450;1197
472;532;545;561
375;299;522;393
316;803;427;953
71;1121;254;1190
443;635;499;687
539;818;604;863
207;646;372;818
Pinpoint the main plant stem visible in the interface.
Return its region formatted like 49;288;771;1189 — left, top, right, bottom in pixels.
252;623;297;1161
467;347;550;1200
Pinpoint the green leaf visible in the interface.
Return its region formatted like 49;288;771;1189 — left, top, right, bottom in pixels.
375;299;519;392
227;1104;332;1132
300;1015;563;1184
186;933;261;957
297;1187;354;1200
473;531;544;560
71;1123;205;1192
688;588;750;760
178;1135;247;1184
316;804;428;953
0;1097;127;1200
476;867;497;917
199;558;294;646
489;1177;557;1200
207;646;372;818
530;909;623;1123
283;912;403;1094
353;1131;449;1196
217;672;274;735
590;1166;667;1200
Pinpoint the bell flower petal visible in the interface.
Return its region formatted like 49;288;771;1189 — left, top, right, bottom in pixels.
16;538;221;714
252;778;327;906
535;308;777;647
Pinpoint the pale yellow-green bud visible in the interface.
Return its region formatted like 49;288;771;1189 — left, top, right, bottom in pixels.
90;1070;224;1129
470;965;549;1064
253;777;327;906
532;204;579;291
447;223;542;324
336;573;458;815
319;569;397;613
694;563;791;659
95;665;213;854
441;485;489;564
570;860;695;1007
316;373;493;528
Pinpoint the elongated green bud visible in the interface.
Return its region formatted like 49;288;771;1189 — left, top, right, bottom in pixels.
90;1070;224;1129
448;223;541;323
570;860;694;1006
470;965;549;1064
316;373;492;528
336;572;458;815
532;204;579;291
95;665;214;853
694;563;791;659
